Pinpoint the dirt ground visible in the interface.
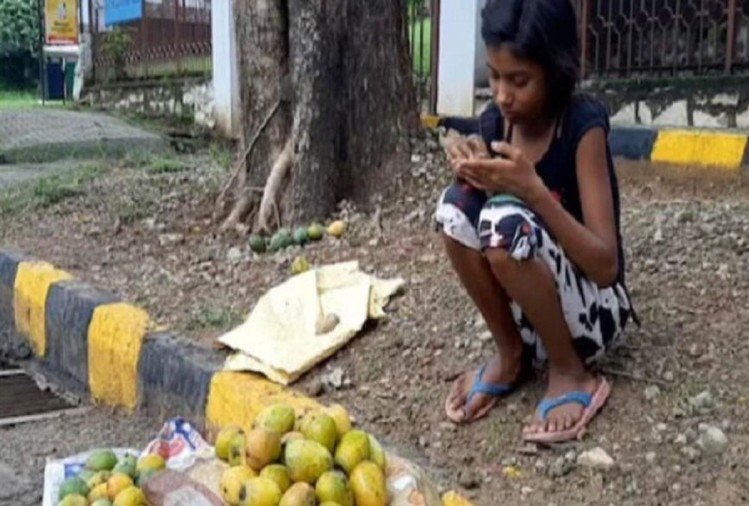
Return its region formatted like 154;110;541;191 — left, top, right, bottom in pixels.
1;136;748;505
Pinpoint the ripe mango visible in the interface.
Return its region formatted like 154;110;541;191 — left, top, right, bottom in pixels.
239;477;282;506
216;425;244;461
229;432;247;466
350;461;387;506
334;430;370;475
316;470;354;506
86;449;118;472
260;464;292;493
220;465;257;505
106;473;134;501
368;434;387;471
284;439;333;484
325;404;352;439
300;411;338;452
279;482;316;506
245;428;282;471
136;454;165;473
113;486;146;506
255;404;296;435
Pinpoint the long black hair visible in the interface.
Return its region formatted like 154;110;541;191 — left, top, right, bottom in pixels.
481;0;580;115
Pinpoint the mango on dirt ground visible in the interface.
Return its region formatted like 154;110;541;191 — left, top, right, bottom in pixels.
239;477;282;506
220;466;257;505
284;439;333;484
316;470;354;506
300;411;338;452
334;430;370;475
255;404;296;435
245;427;282;471
279;482;316;506
327;220;346;238
260;464;292;493
216;425;244;461
350;461;388;506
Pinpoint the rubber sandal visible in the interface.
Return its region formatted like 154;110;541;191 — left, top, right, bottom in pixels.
445;364;517;424
523;376;611;444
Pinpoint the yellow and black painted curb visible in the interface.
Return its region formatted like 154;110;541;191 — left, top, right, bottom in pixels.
0;249;473;506
423;113;749;170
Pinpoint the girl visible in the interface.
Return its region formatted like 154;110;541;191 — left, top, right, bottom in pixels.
436;0;634;443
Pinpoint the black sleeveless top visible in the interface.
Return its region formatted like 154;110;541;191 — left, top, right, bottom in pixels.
476;95;626;284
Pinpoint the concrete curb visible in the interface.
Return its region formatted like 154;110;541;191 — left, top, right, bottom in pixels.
424;114;749;170
0;248;474;506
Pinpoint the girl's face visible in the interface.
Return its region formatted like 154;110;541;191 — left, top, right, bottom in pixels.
487;44;549;125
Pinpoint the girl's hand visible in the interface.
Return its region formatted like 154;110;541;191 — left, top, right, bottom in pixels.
445;134;490;178
456;141;546;202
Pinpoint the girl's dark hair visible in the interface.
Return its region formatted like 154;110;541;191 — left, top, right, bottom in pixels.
481;0;580;114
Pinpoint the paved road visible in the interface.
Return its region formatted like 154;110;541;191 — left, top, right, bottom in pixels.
0;109;167;164
0;407;161;505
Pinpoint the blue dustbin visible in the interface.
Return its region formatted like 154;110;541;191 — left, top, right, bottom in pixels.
45;61;65;100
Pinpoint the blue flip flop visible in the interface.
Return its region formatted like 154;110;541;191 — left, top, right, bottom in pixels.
446;364;517;423
524;377;611;443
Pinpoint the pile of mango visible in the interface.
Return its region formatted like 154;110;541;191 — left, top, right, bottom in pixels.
249;221;347;254
57;451;165;506
216;403;387;506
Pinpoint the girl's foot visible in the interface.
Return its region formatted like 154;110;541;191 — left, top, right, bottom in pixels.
523;371;609;441
445;352;523;424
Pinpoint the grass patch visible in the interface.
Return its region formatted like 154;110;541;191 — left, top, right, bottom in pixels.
186;306;242;331
0;164;102;217
0;88;37;109
143;155;188;174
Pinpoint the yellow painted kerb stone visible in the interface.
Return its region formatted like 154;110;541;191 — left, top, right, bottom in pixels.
88;303;149;409
13;261;73;357
442;490;475;506
651;130;747;169
206;371;320;437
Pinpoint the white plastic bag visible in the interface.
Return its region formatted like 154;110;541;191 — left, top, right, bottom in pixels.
141;417;214;471
42;447;138;506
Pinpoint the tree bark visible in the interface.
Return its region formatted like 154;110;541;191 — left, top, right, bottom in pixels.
220;0;417;232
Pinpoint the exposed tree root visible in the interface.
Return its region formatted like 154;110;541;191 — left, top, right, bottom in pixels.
256;137;294;233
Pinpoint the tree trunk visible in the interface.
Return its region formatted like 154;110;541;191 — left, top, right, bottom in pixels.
218;0;417;232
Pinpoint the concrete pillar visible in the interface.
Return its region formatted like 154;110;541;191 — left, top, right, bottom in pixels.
211;0;240;138
437;0;480;116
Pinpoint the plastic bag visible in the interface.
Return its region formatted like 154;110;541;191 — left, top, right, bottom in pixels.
42;447;139;506
386;453;442;506
141;417;214;471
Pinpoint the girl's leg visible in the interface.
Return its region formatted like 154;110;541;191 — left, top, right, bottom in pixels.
442;234;525;422
484;248;598;434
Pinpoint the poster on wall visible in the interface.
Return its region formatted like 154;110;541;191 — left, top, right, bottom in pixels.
44;0;79;45
104;0;142;26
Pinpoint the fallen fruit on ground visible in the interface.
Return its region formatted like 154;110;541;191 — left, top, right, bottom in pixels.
59;477;89;501
260;464;292;493
291;256;311;275
220;465;257;505
255;404;297;435
58;494;88;506
136;454;165;473
300;411;338;452
307;223;325;241
350;461;387;506
270;229;293;251
327;220;346;238
316;470;354;506
239;477;282;506
279;482;316;506
334;430;370;475
293;227;309;245
229;432;247;466
245;427;282;471
325;404;352;439
216;425;244;461
113;486;146;506
284;439;334;484
249;234;267;253
106;473;134;500
86;449;118;472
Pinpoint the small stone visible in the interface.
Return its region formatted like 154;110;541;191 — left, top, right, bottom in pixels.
479;331;493;342
645;385;661;401
674;434;687;445
577;447;614;471
548;456;574;478
697;425;728;455
681;446;701;462
645;452;657;463
458;471;480;489
564;450;577;463
534;459;547;473
656;422;668;432
226;246;243;262
662;371;674;382
520;486;533;495
159;233;184;246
